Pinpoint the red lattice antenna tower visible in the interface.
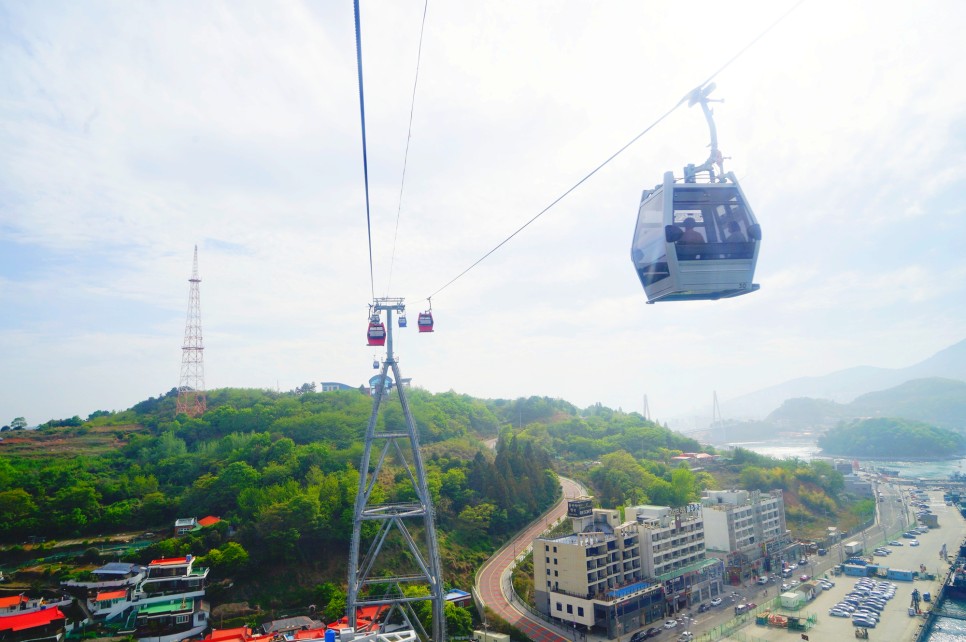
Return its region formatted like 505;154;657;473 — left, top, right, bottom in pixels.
177;245;207;417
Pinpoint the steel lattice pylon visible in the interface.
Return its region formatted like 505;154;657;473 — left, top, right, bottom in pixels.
176;245;206;417
348;298;445;642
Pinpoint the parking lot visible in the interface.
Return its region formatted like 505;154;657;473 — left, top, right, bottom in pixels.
718;488;966;641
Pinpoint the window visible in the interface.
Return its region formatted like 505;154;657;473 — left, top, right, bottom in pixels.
176;615;189;624
547;569;551;575
554;558;558;564
554;570;558;577
546;557;550;563
556;602;562;611
545;545;549;551
578;607;584;617
566;605;573;614
554;546;558;553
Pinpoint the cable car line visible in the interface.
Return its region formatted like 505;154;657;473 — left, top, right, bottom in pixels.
424;103;682;301
423;0;806;303
353;0;375;302
385;0;430;299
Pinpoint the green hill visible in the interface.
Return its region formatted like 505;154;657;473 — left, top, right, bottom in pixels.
817;417;966;458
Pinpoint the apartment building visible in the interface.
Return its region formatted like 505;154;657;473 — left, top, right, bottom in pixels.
700;489;791;584
532;498;723;639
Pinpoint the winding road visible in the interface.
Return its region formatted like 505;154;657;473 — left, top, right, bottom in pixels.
476;476;587;642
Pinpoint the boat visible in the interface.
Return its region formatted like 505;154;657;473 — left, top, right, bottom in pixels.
946;540;966;599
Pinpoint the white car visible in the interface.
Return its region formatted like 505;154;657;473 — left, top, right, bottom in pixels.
710;597;723;607
910;540;920;547
664;620;678;629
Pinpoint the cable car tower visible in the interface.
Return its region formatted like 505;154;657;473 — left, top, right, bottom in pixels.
348;297;445;642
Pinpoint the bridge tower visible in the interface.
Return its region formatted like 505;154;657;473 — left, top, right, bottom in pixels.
348;297;445;642
176;245;206;417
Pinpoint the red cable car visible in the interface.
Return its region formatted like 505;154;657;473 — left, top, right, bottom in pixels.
367;319;386;346
417;311;434;333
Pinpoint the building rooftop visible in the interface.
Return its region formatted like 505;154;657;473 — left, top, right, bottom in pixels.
138;599;194;615
0;607;66;632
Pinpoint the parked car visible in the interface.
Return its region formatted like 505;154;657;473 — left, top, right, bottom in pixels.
677;633;693;642
757;576;768;585
664;620;678;629
818;548;827;556
710;597;723;607
888;540;902;546
910;540;920;547
698;603;709;613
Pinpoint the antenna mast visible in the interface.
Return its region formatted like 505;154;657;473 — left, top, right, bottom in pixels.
348;297;445;642
177;246;207;417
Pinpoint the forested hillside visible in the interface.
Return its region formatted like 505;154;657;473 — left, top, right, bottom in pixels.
817;417;966;458
0;385;874;623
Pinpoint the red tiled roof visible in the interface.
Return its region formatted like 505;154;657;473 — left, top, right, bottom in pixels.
203;628;275;642
0;607;66;632
95;590;127;601
205;627;261;642
149;557;189;566
0;596;25;609
198;516;222;527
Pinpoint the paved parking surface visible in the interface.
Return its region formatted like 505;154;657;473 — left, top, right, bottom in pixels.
723;488;965;642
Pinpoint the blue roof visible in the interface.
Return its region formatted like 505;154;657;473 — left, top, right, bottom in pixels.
607;581;652;598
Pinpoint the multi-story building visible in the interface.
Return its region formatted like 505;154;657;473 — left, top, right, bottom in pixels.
532;498;723;639
700;489;791;584
628;505;722;612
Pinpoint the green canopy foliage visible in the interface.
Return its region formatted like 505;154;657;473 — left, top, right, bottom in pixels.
817;417;966;457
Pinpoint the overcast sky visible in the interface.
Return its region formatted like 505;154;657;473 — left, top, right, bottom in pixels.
2;0;964;428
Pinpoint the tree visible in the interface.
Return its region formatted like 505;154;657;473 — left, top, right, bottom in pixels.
10;417;27;430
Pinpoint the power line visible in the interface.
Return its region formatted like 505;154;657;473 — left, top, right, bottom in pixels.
385;0;430;297
425;0;807;302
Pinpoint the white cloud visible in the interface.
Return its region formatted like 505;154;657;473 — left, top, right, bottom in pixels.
1;0;965;426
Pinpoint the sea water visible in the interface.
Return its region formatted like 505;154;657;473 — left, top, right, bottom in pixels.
926;594;966;641
731;441;966;479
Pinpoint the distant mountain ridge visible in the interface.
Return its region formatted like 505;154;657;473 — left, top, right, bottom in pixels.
723;338;966;419
766;377;966;431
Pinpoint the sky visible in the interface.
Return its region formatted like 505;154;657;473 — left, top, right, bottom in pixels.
2;0;965;428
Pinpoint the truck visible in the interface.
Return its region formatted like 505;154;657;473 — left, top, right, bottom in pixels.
844;541;863;555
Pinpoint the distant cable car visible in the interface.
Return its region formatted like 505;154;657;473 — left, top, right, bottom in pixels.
417;311;434;333
372;356;379;369
398;313;408;328
630;84;761;303
367;313;386;346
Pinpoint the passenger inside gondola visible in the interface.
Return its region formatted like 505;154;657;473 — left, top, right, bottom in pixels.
679;217;706;244
724;220;747;242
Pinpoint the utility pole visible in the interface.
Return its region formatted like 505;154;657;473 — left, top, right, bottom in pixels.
348;298;445;642
177;245;206;417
